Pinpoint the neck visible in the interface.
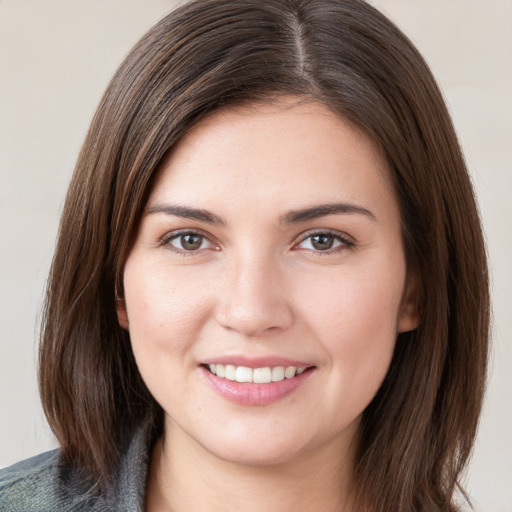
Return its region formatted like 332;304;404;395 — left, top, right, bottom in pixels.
145;418;359;512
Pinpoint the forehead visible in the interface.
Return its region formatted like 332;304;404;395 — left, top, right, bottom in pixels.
149;98;398;218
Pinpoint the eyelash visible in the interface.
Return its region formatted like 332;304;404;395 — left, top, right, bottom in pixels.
294;229;355;255
160;229;217;255
160;229;355;256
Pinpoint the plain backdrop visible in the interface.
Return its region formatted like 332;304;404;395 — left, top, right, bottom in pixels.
0;1;511;511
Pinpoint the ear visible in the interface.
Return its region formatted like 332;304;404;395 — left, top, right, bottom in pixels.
116;299;130;330
397;271;420;333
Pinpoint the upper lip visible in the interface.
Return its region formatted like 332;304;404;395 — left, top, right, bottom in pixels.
201;355;314;369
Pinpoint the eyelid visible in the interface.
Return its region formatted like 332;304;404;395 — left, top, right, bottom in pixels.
293;229;355;252
160;228;219;253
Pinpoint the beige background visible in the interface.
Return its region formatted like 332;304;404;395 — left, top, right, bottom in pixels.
0;1;510;510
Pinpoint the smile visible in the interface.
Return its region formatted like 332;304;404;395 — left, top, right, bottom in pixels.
202;363;314;406
207;364;306;384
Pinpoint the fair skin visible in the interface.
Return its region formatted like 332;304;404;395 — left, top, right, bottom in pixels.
118;98;418;512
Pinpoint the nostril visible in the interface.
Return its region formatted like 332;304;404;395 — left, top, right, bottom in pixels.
215;304;294;338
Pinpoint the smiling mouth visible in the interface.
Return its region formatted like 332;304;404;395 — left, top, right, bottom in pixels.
204;364;311;384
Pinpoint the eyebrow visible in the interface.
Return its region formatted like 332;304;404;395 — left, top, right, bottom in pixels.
146;203;226;225
282;202;377;224
146;201;376;225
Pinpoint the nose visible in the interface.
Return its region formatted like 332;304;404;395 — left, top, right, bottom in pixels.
215;252;294;338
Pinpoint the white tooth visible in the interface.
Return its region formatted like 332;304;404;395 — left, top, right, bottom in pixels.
235;366;253;383
253;367;272;384
296;367;304;375
225;365;236;380
209;364;216;374
284;366;297;379
271;366;285;382
216;364;226;378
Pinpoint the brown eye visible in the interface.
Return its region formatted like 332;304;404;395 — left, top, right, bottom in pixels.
310;234;334;250
168;232;210;251
295;232;351;253
181;234;203;250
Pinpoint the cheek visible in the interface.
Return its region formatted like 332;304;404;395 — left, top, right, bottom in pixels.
122;261;216;415
123;261;213;360
294;261;404;390
298;264;403;335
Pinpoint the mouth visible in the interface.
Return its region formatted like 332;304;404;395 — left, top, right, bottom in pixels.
200;362;315;405
204;363;310;384
199;357;316;405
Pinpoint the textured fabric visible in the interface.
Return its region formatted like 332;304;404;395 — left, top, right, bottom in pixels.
0;422;152;512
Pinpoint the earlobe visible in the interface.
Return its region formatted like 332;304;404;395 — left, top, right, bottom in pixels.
116;300;130;330
397;272;421;333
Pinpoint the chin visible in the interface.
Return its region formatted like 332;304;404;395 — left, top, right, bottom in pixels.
192;419;339;469
208;439;308;467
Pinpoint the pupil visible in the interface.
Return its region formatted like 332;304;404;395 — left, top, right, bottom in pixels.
312;234;333;250
182;234;202;250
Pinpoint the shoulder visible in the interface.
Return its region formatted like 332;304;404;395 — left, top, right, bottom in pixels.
1;450;61;511
0;450;98;512
0;420;154;512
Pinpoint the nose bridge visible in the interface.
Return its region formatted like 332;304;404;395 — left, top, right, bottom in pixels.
216;246;293;336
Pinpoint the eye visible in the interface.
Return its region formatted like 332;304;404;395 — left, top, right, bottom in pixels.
163;231;215;252
295;231;353;252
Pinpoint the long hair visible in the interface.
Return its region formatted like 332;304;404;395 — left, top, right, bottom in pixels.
39;1;490;510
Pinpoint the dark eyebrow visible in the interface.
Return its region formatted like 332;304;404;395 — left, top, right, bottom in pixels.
146;202;375;225
146;203;225;225
282;203;377;224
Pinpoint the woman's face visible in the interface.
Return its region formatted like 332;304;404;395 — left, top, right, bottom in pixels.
118;99;418;467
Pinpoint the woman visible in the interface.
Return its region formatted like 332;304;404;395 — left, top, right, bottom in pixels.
0;0;489;511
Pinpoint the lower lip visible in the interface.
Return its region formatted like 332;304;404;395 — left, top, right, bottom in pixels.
200;366;314;406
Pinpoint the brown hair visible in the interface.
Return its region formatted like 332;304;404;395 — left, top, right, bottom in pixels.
39;0;489;510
